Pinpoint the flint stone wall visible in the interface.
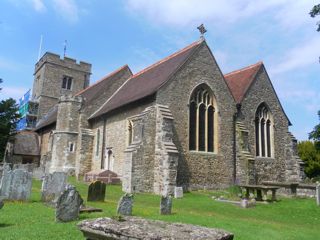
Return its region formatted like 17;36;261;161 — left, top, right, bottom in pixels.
78;217;234;240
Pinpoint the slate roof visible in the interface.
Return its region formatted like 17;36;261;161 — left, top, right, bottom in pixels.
76;65;132;106
35;65;132;131
35;105;58;131
224;61;263;104
89;39;203;119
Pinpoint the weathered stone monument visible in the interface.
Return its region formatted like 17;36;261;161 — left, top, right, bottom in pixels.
174;186;183;198
117;194;133;216
160;195;172;215
41;172;67;205
78;217;234;240
316;183;320;206
56;185;83;222
0;166;32;201
87;180;106;202
0;164;12;198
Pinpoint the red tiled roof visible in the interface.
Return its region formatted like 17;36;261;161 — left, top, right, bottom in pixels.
90;39;203;119
224;61;263;103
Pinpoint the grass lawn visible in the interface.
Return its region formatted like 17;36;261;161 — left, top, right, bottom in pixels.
0;178;319;240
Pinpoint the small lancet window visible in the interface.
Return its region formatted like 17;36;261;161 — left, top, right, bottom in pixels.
96;129;100;156
128;121;133;145
189;84;217;152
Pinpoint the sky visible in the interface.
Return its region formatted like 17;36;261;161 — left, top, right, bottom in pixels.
0;0;319;141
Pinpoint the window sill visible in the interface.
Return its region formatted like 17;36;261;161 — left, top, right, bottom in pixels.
189;150;217;156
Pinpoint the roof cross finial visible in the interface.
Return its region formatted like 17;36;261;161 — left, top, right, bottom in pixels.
197;24;207;39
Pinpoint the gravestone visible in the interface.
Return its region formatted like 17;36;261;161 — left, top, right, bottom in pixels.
0;164;12;198
174;186;183;198
0;166;32;201
56;185;83;222
41;172;67;205
160;196;172;215
87;180;106;202
117;194;133;216
316;183;320;206
8;169;33;201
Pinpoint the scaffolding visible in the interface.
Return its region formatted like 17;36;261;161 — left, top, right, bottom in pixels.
16;90;39;130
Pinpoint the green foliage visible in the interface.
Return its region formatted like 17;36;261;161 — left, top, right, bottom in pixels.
309;110;320;150
310;4;320;31
0;178;320;240
0;98;20;160
297;141;320;178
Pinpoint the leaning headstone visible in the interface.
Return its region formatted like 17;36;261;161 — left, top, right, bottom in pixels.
55;185;83;222
316;183;320;206
117;194;133;216
174;186;183;199
160;196;172;215
41;172;67;205
87;180;106;202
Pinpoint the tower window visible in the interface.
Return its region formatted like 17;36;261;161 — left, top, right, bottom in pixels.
62;76;73;90
189;84;217;152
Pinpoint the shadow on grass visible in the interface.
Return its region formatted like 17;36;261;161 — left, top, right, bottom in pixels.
0;223;14;228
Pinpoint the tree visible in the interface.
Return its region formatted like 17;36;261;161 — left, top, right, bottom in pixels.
298;141;320;178
309;110;320;151
310;4;320;31
0;81;20;161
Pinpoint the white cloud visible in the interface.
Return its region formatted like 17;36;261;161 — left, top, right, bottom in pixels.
31;0;46;12
126;0;311;28
52;0;79;24
0;87;28;101
270;37;320;75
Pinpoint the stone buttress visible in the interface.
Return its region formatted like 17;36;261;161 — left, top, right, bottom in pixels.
122;105;178;195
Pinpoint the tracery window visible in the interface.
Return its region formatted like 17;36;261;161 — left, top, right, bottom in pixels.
255;103;273;157
189;84;217;152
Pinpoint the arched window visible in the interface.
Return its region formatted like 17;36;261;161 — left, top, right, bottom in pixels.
189;84;217;152
255;103;273;157
95;129;100;156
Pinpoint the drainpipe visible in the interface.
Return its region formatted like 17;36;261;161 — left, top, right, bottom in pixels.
101;117;107;169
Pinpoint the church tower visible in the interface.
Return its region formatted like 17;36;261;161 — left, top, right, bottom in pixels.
32;52;91;120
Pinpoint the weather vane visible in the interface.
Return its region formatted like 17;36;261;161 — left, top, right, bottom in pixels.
197;24;207;39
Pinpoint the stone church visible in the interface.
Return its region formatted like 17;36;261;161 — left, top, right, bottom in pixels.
6;38;304;195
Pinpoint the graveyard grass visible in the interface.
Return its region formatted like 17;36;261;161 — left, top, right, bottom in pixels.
0;178;319;240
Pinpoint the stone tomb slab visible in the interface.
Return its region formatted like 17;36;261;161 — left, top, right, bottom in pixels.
78;216;234;240
160;196;172;215
41;172;67;204
117;194;133;216
56;185;83;222
87;181;106;202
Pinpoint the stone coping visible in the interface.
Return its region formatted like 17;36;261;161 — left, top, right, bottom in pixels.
78;216;234;240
